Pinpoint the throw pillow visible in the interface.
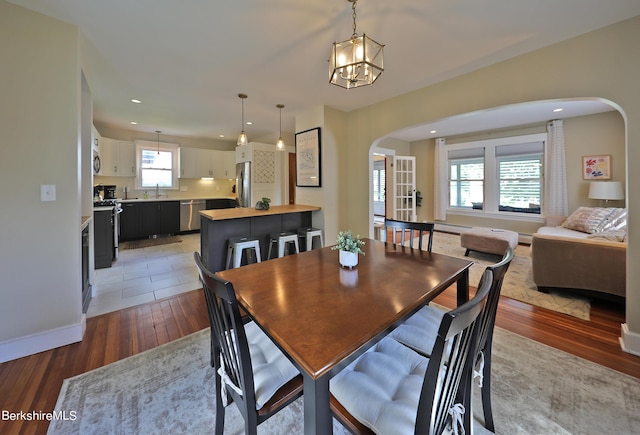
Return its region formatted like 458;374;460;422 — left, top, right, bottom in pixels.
596;208;627;232
561;207;614;234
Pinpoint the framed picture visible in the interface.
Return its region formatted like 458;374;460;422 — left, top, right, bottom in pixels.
295;127;322;187
583;154;611;180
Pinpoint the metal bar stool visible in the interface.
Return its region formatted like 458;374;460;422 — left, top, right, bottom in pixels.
226;236;262;269
297;227;324;251
267;232;299;259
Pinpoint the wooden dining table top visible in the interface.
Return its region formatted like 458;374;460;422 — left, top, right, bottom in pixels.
216;238;473;380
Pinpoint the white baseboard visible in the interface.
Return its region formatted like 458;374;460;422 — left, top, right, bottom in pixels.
619;323;640;357
0;315;86;363
434;223;532;244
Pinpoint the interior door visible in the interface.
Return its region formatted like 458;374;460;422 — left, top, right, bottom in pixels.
393;156;417;221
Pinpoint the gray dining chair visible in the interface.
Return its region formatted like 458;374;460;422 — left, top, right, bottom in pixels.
194;252;303;435
382;218;435;252
329;269;493;435
390;247;514;432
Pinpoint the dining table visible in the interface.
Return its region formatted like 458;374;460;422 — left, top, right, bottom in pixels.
215;237;473;434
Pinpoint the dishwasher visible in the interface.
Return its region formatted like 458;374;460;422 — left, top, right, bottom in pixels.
180;200;206;232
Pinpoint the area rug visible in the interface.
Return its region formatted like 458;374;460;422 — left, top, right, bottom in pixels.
430;231;591;320
49;328;640;435
120;235;182;250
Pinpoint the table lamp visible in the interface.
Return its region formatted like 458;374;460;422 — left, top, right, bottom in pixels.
588;181;624;205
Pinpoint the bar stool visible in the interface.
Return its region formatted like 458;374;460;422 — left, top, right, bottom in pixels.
226;236;262;269
268;232;299;259
298;227;324;251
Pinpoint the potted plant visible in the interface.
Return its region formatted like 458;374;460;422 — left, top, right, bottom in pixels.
255;197;271;210
332;230;365;269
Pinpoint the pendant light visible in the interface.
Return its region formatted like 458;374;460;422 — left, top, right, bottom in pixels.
237;93;248;146
276;104;285;151
155;130;161;155
329;0;384;89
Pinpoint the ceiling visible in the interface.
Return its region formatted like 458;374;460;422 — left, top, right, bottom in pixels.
9;0;640;143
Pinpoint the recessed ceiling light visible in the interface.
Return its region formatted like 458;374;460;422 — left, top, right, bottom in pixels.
131;99;141;104
130;121;138;125
246;121;253;125
430;130;437;134
219;134;225;138
553;108;563;112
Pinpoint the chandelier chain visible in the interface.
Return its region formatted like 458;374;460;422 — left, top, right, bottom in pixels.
352;0;358;37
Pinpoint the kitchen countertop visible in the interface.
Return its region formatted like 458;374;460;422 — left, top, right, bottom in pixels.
81;216;92;230
200;204;320;221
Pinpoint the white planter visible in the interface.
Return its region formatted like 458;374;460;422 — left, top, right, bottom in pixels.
339;250;359;269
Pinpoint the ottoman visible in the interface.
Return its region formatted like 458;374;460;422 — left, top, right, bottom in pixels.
460;227;518;256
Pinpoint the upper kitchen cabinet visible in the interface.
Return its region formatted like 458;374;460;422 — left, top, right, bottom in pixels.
179;147;235;179
211;150;235;179
179;146;208;178
100;138;136;177
92;125;101;151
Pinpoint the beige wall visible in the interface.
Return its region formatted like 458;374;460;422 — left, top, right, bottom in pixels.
328;16;640;352
0;2;83;357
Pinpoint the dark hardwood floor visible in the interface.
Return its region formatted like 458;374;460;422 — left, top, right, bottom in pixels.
1;285;638;434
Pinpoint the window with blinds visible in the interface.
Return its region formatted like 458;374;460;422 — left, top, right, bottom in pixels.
445;134;545;215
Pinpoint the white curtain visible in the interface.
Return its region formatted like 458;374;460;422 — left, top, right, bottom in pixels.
434;138;448;221
545;120;568;216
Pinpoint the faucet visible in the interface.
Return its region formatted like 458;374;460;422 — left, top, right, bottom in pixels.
155;184;159;199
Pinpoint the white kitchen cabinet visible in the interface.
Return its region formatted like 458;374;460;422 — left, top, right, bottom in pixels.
211;150;236;179
100;138;135;177
92;125;101;151
180;147;234;179
179;147;211;178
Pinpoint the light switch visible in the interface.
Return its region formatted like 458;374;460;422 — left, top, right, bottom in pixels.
40;184;56;201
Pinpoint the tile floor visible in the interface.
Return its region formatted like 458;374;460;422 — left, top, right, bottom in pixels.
87;233;202;317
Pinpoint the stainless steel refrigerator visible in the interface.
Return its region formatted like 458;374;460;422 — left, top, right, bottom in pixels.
236;161;251;207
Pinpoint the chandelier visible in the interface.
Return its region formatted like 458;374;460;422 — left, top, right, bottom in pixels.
329;0;384;89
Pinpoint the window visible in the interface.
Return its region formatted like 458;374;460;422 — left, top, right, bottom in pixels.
496;142;543;213
135;141;179;189
449;148;484;209
446;134;545;216
373;161;386;202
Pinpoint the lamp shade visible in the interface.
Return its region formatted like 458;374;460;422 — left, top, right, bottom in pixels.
588;181;624;200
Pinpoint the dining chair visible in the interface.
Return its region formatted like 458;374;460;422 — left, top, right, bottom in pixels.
389;247;514;432
382;219;435;252
193;252;303;435
329;269;493;435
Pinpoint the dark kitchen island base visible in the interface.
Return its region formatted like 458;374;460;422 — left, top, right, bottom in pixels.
200;204;321;273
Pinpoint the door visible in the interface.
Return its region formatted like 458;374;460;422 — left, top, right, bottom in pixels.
393;156;417;221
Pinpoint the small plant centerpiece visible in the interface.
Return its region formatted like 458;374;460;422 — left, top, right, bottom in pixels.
332;230;365;269
255;197;271;210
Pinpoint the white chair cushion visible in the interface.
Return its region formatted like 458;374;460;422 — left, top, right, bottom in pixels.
390;304;446;356
245;321;299;410
330;336;429;435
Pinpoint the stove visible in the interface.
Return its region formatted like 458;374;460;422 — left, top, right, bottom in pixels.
93;199;118;207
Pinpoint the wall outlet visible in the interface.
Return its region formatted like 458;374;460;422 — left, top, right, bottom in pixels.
40;184;56;201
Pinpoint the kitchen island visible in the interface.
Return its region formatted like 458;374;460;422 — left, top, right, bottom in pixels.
200;204;321;272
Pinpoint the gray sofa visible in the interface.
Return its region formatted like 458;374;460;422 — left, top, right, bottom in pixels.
530;210;626;300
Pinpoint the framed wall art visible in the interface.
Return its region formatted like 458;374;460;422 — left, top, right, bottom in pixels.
583;154;611;180
295;127;322;187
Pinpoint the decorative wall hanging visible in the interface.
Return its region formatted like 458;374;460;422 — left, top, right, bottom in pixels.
583;154;611;180
295;127;322;187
